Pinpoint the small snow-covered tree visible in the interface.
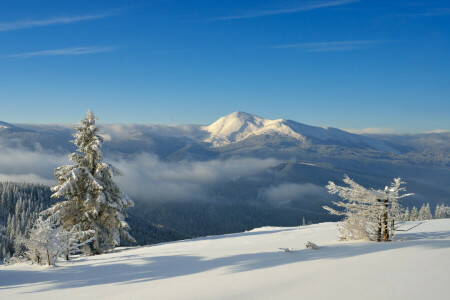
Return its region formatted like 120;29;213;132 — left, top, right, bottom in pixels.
57;225;95;260
22;217;63;266
324;175;413;242
410;206;418;221
404;207;410;221
45;110;135;254
323;176;382;241
418;203;433;220
384;178;414;239
434;204;450;219
442;205;450;218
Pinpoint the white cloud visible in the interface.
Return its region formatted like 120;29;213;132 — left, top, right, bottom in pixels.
112;154;280;201
423;129;450;134
209;0;358;21
6;46;117;58
407;7;450;17
0;12;116;32
0;147;69;185
0;146;280;202
271;40;389;52
343;127;397;134
0;173;56;186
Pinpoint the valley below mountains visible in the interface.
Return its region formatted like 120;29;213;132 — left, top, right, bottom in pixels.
0;112;449;244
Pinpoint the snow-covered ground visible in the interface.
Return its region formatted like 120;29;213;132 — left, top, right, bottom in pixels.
1;220;449;299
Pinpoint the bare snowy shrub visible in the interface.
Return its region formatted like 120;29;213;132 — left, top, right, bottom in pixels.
323;176;413;242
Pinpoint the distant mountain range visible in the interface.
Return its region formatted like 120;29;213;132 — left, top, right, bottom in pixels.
1;112;449;210
1;111;447;165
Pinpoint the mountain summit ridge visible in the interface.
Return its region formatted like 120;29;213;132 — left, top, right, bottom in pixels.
203;111;397;152
204;111;304;147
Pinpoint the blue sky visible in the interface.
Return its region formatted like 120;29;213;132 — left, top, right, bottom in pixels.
0;0;449;132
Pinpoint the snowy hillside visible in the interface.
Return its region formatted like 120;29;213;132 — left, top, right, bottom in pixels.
2;219;449;299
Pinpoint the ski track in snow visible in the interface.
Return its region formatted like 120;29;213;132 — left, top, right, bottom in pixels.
1;220;450;299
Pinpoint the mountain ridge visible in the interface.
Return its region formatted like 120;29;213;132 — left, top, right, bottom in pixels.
203;111;397;152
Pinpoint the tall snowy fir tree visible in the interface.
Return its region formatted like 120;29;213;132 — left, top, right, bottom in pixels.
45;110;135;254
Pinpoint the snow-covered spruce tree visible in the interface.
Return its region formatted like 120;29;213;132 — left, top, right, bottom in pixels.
58;225;95;260
323;176;413;242
45;110;135;254
418;203;433;220
410;206;418;221
403;207;410;221
434;204;450;219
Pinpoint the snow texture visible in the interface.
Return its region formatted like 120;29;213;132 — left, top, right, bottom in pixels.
1;219;449;299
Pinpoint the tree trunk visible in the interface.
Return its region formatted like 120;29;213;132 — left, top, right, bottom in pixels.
382;199;389;242
47;249;51;266
390;219;395;239
66;242;70;260
377;199;382;242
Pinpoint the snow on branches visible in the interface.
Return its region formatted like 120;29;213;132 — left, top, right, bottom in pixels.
45;110;135;255
323;175;413;242
18;217;95;265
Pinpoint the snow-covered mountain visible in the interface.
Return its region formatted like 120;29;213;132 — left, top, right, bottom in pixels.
204;111;306;147
2;219;449;299
0;121;30;132
3;112;398;153
203;111;397;152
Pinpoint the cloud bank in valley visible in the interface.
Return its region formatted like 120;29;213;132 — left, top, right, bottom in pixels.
0;147;68;185
259;183;329;206
112;154;280;201
0;146;280;201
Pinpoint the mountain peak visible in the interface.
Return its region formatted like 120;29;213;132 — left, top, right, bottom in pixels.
0;121;15;128
0;121;35;134
204;112;303;147
202;112;398;152
228;111;260;120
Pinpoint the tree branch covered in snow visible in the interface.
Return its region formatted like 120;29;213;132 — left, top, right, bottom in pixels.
45;110;134;255
323;175;413;241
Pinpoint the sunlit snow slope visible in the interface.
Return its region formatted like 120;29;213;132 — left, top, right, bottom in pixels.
1;220;449;300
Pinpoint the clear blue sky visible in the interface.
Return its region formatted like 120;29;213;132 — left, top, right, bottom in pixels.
0;0;449;132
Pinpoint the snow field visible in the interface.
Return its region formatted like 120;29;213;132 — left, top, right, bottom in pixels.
1;219;449;299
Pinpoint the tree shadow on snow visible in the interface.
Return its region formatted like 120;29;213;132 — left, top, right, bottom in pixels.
0;230;449;294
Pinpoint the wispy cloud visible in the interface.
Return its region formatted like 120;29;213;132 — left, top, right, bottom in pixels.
344;127;397;134
271;40;389;52
0;11;117;32
6;46;117;58
208;0;359;21
409;7;450;17
423;129;450;134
